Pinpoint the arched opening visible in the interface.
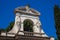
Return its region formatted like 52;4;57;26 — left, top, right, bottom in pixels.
23;19;33;32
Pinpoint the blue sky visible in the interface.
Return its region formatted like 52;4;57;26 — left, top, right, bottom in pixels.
0;0;60;38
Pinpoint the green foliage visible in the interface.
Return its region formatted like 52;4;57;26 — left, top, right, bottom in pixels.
54;5;60;40
0;21;14;32
0;28;5;35
55;38;58;40
0;29;5;32
6;22;14;32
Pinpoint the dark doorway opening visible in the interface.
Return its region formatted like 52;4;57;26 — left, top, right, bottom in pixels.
23;19;33;32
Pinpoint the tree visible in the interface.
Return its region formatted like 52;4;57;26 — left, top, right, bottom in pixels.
54;5;60;40
0;28;6;35
5;21;14;32
0;21;14;36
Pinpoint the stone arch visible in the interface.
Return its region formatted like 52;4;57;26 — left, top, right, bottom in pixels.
23;19;34;32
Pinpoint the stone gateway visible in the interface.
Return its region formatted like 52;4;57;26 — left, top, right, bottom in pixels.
0;5;54;40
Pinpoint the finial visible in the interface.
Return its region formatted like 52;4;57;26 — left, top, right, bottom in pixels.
26;4;30;8
25;4;30;12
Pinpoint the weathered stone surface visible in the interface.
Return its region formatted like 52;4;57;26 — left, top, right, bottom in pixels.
0;5;54;40
0;34;50;40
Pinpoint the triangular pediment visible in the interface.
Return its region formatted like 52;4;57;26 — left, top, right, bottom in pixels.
15;6;40;16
